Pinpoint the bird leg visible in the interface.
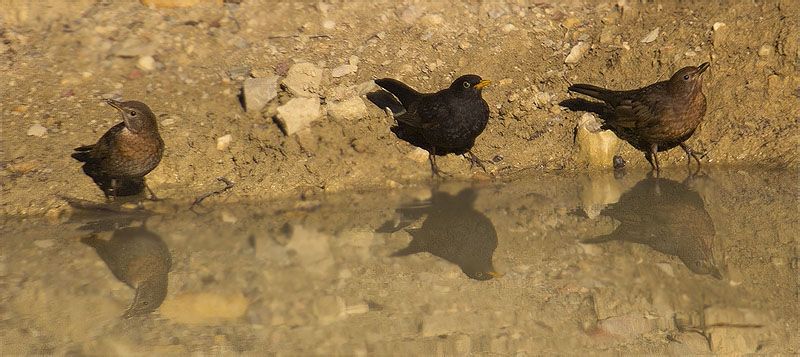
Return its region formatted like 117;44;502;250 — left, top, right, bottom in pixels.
463;150;488;172
144;181;160;201
646;143;660;175
428;148;446;178
679;142;704;168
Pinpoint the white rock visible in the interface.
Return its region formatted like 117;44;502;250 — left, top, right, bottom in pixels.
216;134;232;151
283;62;323;97
574;113;621;168
137;55;156;71
758;44;773;57
27;123;47;137
564;41;590;64
331;64;357;78
712;22;726;31
407;147;429;163
34;239;55;249
501;23;516;33
243;76;278;112
276;97;322;135
641;27;660;43
327;97;367;121
322;20;335;29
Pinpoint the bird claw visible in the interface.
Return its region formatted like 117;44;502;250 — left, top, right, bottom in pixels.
463;151;488;172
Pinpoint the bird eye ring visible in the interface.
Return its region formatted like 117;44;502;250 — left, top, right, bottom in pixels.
683;74;690;80
130;110;137;116
462;82;471;88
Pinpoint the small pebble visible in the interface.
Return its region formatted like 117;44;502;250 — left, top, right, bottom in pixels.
137;56;156;71
34;239;55;249
27;123;47;137
216;134;232;151
331;64;357;78
758;44;773;57
641;27;660;43
564;42;589;64
322;20;335;29
501;24;516;33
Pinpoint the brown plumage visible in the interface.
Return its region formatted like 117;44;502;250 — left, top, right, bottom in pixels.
374;75;491;176
569;62;709;172
72;99;163;198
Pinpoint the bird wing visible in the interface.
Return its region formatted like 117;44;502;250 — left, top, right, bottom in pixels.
611;83;670;129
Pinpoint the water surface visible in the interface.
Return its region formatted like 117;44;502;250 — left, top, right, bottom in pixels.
1;167;797;354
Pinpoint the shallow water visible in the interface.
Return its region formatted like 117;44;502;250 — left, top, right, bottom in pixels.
1;167;797;354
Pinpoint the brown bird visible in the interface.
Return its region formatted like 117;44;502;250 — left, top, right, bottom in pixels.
81;226;172;318
374;75;491;176
568;62;709;172
72;99;163;198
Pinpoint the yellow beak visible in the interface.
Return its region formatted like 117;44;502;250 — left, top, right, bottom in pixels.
488;271;503;278
474;80;491;89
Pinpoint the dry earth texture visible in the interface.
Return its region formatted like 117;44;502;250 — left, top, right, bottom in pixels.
1;0;798;216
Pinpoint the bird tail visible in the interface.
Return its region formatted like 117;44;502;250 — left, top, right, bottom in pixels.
71;145;94;163
375;78;421;108
568;84;614;103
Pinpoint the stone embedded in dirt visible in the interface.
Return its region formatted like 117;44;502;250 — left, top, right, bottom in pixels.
137;55;156;71
327;96;367;121
331;64;357;78
758;44;773;57
283;62;323;97
113;39;157;58
33;239;55;249
27;123;47;137
276;97;322;135
574;113;621;168
216;134;232;151
243;76;278;112
564;41;590;64
712;22;729;46
640;27;660;43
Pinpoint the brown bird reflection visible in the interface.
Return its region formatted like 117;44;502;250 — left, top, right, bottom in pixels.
82;226;171;318
377;188;501;281
583;177;722;279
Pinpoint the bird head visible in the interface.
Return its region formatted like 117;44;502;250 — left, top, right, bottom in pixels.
450;74;491;93
106;99;158;133
123;279;167;318
668;62;709;95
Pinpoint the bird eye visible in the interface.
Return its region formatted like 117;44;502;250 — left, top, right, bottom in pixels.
130;110;137;117
462;81;471;88
683;74;690;80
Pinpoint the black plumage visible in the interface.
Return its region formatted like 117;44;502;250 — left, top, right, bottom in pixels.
375;75;491;176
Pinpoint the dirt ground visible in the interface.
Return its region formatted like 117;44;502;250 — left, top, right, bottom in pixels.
0;1;798;215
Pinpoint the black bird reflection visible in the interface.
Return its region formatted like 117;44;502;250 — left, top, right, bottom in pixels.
583;177;722;279
82;226;171;318
377;188;501;281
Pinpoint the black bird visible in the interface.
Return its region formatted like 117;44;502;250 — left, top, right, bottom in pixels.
568;63;709;172
378;188;501;280
81;226;172;318
582;176;722;279
72;99;163;198
374;75;491;176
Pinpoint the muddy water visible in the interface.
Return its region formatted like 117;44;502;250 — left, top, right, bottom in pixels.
1;167;797;354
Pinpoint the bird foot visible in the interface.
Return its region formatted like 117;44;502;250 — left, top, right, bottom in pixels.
463;151;489;172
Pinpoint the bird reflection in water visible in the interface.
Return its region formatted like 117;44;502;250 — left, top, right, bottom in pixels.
82;226;172;318
377;188;501;281
583;176;722;279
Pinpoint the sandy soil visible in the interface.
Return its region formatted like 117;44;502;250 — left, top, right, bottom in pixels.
0;0;797;216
